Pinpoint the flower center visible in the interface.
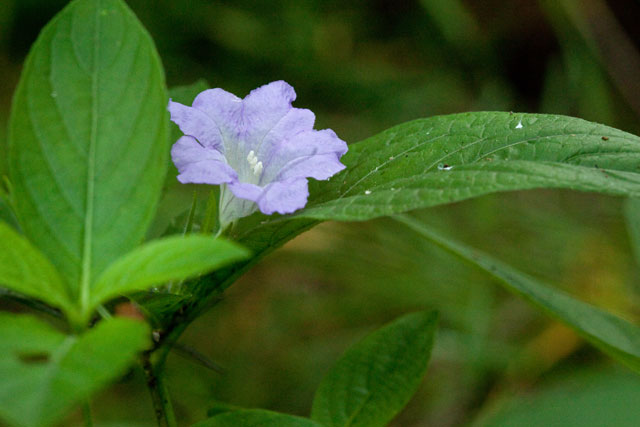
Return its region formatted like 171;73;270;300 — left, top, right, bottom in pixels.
246;150;263;177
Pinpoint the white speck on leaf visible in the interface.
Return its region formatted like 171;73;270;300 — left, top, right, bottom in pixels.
364;190;372;195
437;163;453;171
515;120;523;129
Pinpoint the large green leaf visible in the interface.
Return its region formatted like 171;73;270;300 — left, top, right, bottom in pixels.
89;235;249;316
8;0;168;313
395;214;640;374
180;112;640;333
310;311;439;427
0;222;74;316
0;314;150;427
194;409;322;427
299;112;640;220
234;112;640;271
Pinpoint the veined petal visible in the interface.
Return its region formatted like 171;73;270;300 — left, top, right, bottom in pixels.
171;136;237;185
277;153;346;181
267;129;348;181
168;100;223;149
256;107;315;161
192;88;244;140
227;181;263;201
256;178;310;215
228;178;310;215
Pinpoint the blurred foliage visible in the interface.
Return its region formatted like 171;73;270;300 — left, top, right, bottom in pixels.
2;0;640;425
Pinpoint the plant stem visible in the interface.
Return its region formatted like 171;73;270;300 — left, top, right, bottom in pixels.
142;352;178;427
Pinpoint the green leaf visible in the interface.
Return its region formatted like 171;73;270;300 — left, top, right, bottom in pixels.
299;112;640;221
311;311;439;427
182;113;640;334
8;0;168;312
0;314;150;427
89;235;249;315
0;221;75;316
217;112;640;290
194;409;322;427
395;214;640;374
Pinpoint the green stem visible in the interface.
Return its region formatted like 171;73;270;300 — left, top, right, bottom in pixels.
142;352;178;427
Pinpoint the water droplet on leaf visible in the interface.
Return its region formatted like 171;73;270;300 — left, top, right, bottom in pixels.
437;163;452;171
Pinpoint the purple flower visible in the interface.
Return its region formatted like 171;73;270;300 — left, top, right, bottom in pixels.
168;81;348;228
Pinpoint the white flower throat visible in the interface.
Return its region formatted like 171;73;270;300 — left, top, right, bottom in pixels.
246;150;263;177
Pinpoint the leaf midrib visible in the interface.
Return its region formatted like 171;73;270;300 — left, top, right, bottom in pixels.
79;0;101;314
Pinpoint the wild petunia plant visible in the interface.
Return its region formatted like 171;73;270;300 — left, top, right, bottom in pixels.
1;0;640;426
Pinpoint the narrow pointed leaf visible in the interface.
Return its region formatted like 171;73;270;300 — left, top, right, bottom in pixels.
8;0;168;307
396;214;640;374
0;314;150;427
89;235;249;314
0;222;74;315
194;410;322;427
311;311;439;427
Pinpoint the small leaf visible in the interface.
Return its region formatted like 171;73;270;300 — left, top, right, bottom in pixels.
8;0;168;308
89;235;249;315
311;311;439;427
395;214;640;374
0;314;150;427
0;222;75;316
194;409;323;427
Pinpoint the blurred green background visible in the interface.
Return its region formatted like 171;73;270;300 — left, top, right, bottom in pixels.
2;0;640;425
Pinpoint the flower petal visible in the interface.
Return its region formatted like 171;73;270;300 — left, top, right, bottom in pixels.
256;107;315;161
229;178;310;215
268;129;348;181
241;81;301;150
257;178;310;215
167;100;223;149
192;88;244;140
227;181;263;201
171;136;237;185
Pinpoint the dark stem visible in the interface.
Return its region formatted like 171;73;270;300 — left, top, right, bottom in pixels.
142;351;178;427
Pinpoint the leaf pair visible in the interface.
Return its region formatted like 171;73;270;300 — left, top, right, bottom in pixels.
196;311;439;427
